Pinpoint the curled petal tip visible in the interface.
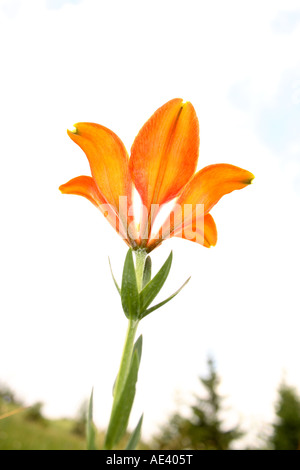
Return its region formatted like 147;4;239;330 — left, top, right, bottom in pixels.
67;125;78;136
181;100;189;107
242;172;255;186
59;184;65;193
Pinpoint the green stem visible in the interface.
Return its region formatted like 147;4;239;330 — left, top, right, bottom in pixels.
103;319;138;450
112;319;139;404
103;249;146;450
135;249;147;292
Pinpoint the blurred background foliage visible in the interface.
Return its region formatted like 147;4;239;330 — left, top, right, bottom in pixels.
270;381;300;450
1;358;300;450
0;384;86;450
152;358;243;450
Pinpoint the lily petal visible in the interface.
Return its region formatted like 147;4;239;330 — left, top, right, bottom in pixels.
147;212;217;251
59;175;106;207
173;213;217;247
176;163;254;216
59;175;129;243
147;163;253;251
67;123;133;221
129;98;199;210
201;213;218;247
167;163;254;236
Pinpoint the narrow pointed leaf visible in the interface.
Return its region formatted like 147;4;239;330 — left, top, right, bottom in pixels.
141;277;191;319
126;414;144;450
140;251;173;314
142;256;152;288
108;257;120;295
104;350;140;449
133;334;143;365
121;249;140;319
86;388;97;450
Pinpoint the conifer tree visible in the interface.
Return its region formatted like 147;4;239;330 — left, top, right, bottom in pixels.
154;358;243;450
270;382;300;450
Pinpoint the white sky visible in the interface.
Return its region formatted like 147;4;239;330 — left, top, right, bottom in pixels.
0;0;300;448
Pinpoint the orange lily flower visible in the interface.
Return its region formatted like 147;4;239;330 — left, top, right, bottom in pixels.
60;98;254;252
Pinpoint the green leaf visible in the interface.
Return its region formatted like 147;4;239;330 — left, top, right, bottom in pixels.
86;388;97;450
142;256;152;288
112;336;142;397
141;277;191;319
104;349;140;449
133;334;143;365
121;249;140;320
108;257;120;295
112;377;116;396
126;414;144;450
140;251;173;314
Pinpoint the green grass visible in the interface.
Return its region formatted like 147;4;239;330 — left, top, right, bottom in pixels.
0;399;149;450
0;400;89;450
0;417;87;450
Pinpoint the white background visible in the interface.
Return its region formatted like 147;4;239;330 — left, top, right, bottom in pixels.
0;0;300;448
